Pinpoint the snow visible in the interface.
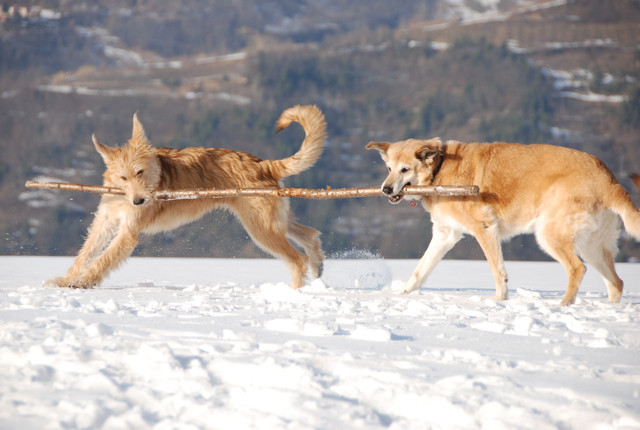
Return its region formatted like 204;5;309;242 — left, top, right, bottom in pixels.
510;39;619;56
1;256;639;429
36;85;251;105
421;1;568;31
514;54;629;104
558;91;628;103
102;46;145;68
193;52;248;65
408;40;450;51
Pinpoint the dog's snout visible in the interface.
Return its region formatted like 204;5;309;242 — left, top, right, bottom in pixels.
382;185;394;195
133;197;146;206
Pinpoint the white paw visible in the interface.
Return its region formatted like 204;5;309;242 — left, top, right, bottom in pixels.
493;292;508;301
43;277;65;288
392;280;419;295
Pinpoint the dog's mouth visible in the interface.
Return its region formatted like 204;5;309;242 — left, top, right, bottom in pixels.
388;182;410;204
388;194;404;204
383;182;411;204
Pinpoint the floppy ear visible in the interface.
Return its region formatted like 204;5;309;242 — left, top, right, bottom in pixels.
92;133;114;164
366;142;390;153
415;146;441;162
415;137;443;163
366;142;390;161
131;111;149;146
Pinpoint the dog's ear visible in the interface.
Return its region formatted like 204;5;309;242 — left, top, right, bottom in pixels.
131;111;150;146
92;134;115;163
366;142;390;153
366;142;390;161
415;138;443;163
415;146;442;163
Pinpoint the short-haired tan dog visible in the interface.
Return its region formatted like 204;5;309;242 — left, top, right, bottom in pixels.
367;138;640;305
47;105;326;289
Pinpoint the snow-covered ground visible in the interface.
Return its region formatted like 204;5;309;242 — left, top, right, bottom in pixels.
1;256;639;429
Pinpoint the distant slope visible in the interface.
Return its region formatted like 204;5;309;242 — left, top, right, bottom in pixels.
1;0;638;260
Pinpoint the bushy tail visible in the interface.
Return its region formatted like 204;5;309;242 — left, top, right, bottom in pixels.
265;105;327;179
609;174;640;239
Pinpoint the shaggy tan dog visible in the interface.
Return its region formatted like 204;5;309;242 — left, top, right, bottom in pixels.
47;105;326;289
367;138;640;305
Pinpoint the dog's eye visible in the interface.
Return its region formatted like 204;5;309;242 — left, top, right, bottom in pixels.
401;167;410;173
120;176;127;181
387;167;391;172
136;170;144;177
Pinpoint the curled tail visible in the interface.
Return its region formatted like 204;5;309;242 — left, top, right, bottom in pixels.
265;105;327;179
608;174;640;239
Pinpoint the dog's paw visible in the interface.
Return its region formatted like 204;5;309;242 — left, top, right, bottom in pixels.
392;280;419;295
43;277;95;289
559;295;575;306
492;291;508;301
70;279;96;289
44;277;71;288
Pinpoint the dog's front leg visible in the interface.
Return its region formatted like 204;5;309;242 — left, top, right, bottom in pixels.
46;207;119;288
67;210;119;278
400;223;462;294
75;228;139;288
471;224;508;301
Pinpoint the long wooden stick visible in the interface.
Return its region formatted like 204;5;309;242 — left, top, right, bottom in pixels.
25;180;479;200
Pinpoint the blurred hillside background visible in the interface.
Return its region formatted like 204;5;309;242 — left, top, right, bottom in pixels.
1;0;639;261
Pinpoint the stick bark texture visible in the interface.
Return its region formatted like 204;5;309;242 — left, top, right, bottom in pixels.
25;181;479;200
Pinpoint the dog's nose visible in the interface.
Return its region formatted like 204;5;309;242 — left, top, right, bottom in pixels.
133;197;145;206
382;185;394;195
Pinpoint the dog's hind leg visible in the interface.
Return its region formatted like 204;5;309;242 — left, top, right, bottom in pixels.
575;212;623;303
535;221;586;306
400;223;462;294
250;227;308;289
471;223;509;301
582;247;623;303
287;220;324;279
235;199;309;289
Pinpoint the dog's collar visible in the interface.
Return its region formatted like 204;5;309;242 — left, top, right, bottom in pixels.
430;143;445;184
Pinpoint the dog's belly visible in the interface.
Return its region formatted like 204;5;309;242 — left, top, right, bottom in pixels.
431;205;539;241
144;214;197;234
430;211;473;235
143;200;219;234
499;218;537;240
